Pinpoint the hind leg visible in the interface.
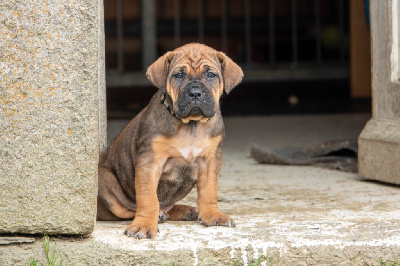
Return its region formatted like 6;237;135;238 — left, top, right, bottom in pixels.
167;205;198;221
98;166;173;223
97;167;136;220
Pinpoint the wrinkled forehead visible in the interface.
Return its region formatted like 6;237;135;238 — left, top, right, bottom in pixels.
170;51;221;73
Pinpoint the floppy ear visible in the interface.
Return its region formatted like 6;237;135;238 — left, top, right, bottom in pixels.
217;52;244;94
146;52;176;90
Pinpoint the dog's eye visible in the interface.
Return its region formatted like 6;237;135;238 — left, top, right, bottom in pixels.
174;72;183;79
207;72;216;78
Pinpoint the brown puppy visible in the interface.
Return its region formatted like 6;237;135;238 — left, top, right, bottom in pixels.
97;43;243;239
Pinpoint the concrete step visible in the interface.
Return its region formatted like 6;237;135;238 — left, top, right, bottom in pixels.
2;163;399;265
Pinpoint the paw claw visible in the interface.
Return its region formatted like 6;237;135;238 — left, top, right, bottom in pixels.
158;210;169;223
134;232;143;239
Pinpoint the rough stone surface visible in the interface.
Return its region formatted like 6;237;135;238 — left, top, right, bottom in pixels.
0;0;100;234
0;237;35;245
2;114;400;265
358;0;400;184
359;119;400;185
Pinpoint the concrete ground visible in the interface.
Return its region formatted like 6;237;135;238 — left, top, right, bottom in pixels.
2;113;400;265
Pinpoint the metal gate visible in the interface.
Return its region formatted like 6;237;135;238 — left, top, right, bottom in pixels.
105;0;349;87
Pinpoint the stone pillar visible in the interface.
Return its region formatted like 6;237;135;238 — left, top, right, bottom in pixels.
358;0;400;185
0;0;105;234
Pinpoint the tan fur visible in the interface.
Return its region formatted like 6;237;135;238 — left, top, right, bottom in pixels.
181;116;209;124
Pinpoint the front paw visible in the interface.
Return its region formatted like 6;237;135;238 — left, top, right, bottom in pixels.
124;218;158;239
199;209;235;227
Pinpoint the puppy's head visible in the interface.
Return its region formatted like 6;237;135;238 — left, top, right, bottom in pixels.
146;43;243;123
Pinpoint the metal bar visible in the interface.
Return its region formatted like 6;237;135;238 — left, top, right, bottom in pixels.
116;0;124;73
268;0;275;65
291;0;298;67
315;0;321;64
141;0;157;70
174;0;181;47
221;0;228;53
244;0;251;65
242;67;350;82
198;0;204;43
338;0;345;62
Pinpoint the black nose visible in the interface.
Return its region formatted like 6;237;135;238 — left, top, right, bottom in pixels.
188;86;204;99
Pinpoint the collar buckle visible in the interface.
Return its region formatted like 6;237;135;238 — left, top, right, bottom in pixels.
160;93;175;115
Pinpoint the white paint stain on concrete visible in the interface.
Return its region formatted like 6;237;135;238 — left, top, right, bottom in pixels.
190;243;198;266
229;246;235;259
93;214;400;262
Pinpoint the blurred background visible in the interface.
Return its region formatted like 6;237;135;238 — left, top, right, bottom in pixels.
103;0;371;119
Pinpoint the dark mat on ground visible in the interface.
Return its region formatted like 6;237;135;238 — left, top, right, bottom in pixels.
251;140;358;173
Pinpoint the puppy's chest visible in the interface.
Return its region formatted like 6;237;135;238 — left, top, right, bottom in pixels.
156;128;210;186
170;128;209;161
153;126;220;163
176;146;203;160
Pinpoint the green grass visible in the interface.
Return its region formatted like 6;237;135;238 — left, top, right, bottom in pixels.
29;258;38;266
29;236;63;266
379;258;400;266
233;255;273;266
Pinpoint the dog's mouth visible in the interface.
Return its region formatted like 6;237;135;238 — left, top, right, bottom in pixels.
179;106;211;124
188;107;204;116
175;85;216;122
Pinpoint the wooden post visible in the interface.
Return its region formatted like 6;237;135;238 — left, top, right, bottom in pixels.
350;0;371;98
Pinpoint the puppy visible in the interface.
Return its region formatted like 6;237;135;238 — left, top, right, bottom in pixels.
97;43;243;239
